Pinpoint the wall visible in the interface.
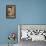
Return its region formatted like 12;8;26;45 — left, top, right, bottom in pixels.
0;0;46;44
0;0;18;44
16;0;46;24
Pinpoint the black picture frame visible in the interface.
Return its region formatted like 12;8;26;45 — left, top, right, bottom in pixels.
6;5;16;19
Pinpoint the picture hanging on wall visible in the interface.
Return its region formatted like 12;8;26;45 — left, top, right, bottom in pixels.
6;5;16;19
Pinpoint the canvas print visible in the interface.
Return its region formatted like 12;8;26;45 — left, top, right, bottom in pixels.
6;5;16;19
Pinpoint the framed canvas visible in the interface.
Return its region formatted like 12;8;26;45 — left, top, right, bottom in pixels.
6;5;16;19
